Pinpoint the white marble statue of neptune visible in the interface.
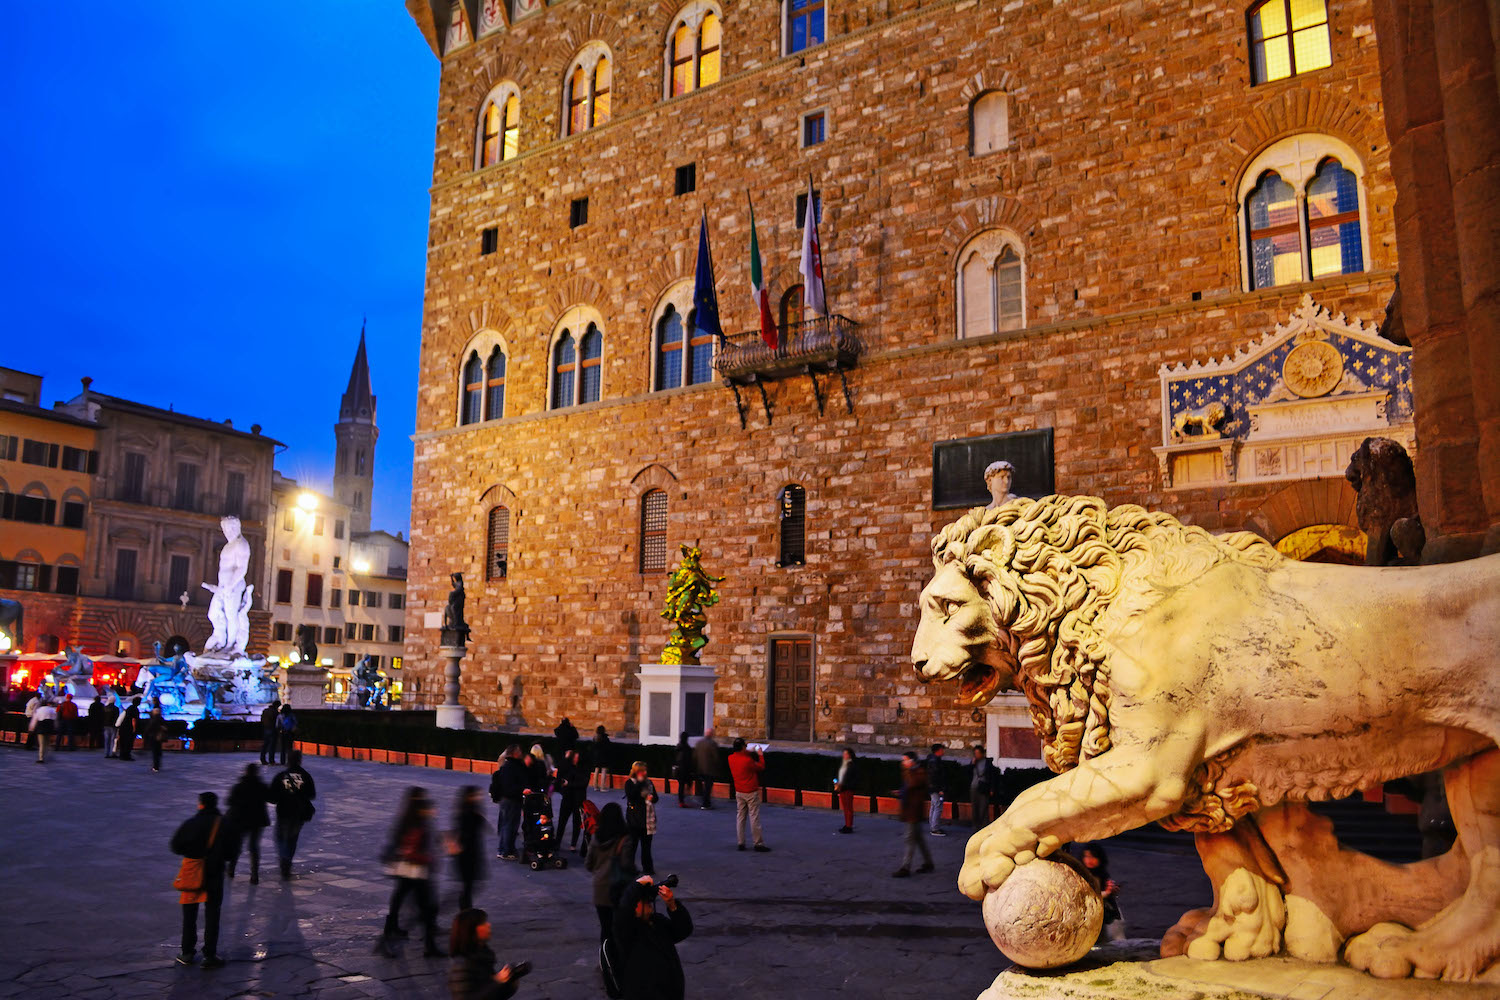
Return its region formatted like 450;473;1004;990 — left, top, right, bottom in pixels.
203;515;253;655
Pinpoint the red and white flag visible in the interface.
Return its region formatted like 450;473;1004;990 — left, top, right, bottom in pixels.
799;178;827;316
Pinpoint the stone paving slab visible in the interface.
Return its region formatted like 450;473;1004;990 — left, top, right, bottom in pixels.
0;746;1209;998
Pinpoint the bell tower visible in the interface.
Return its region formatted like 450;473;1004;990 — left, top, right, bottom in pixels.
334;326;378;534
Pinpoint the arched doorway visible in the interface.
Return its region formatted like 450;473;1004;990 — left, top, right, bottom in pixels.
1273;524;1367;565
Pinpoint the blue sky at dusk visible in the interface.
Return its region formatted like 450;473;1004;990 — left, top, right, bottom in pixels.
1;3;438;534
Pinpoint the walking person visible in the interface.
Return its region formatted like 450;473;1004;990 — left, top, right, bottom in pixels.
258;700;281;764
23;688;41;749
692;728;720;809
488;746;524;861
447;908;521;1000
591;726;612;789
892;752;935;877
143;707;170;772
673;733;694;808
170;791;227;969
614;875;693;1000
56;692;79;750
834;747;858;834
623;762;659;875
267;749;317;879
586;802;632;995
117;695;141;760
924;743;949;835
727;738;770;852
450;786;486;911
969;745;996;829
275;704;298;765
554;748;588;852
374;787;444;959
29;697;56;764
225;763;270;884
99;690;120;758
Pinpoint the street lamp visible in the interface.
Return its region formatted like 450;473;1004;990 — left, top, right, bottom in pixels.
297;492;319;512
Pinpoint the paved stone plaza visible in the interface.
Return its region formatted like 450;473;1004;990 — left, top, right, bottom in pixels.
0;747;1208;999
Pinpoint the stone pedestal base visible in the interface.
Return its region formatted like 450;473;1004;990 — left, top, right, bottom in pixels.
636;663;717;744
435;645;466;730
282;665;328;711
435;704;467;730
976;943;1492;999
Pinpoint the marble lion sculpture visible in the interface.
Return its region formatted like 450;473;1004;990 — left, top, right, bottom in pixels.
910;495;1500;982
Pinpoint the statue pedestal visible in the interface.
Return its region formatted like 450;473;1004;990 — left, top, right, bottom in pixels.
636;663;717;744
283;665;327;711
435;644;467;730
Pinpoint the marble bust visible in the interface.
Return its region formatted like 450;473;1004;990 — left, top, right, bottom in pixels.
984;461;1018;508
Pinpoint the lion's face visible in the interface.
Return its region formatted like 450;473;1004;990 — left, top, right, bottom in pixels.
910;563;1017;707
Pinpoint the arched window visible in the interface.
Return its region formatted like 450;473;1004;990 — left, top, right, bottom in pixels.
485;347;507;420
780;284;804;334
564;45;613;136
656;305;685;390
686;309;714;385
778;484;806;567
667;6;722;98
1248;0;1331;85
477;86;521;168
551;331;576;409
486;505;510;580
462;352;484;425
355;450;366;476
640;489;668;573
956;230;1025;338
1239;136;1367;290
971;91;1009;156
579;324;603;404
785;0;826;55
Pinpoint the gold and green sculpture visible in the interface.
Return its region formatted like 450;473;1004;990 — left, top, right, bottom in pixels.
660;544;724;665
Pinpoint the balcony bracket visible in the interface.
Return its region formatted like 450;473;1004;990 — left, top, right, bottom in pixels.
756;379;773;425
838;368;855;415
728;382;749;430
806;367;826;417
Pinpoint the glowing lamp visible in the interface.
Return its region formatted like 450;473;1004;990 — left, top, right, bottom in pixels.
352;559;371;573
297;492;319;512
0;633;11;651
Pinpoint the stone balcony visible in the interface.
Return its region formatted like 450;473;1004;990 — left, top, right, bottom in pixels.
713;314;863;384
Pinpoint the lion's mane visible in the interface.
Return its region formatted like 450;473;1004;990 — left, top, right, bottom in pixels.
932;495;1283;832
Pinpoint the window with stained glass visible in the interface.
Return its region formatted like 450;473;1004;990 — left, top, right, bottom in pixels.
1249;0;1331;85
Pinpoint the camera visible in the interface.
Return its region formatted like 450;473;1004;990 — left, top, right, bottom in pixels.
643;874;680;898
509;960;532;980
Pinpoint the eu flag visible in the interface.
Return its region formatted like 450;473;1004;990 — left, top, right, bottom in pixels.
692;212;724;343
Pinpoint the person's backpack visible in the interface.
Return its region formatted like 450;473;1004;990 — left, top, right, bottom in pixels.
279;712;297;733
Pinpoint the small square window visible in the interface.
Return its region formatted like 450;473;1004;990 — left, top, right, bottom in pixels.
674;163;696;197
570;197;589;228
480;227;498;255
801;111;827;148
795;190;822;229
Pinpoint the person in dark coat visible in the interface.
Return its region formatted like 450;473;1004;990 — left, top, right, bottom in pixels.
1080;842;1124;943
673;734;694;808
98;692;120;758
892;752;934;878
451;786;486;910
225;763;271;884
259;700;281;764
85;696;104;749
586;803;632;944
554;717;579;752
614;875;693;1000
117;696;141;760
266;750;317;879
142;707;170;772
374;786;444;959
171;791;229;969
521;751;548;796
591;726;612;789
488;747;525;860
447;908;519;1000
554;748;588;851
623;762;659;875
691;729;719;809
275;705;298;765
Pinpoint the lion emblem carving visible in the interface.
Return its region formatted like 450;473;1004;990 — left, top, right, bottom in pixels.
911;495;1500;981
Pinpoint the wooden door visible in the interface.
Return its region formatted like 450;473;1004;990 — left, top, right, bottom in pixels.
770;637;813;741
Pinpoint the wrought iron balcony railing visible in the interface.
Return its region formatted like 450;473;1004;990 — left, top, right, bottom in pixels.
713;315;862;426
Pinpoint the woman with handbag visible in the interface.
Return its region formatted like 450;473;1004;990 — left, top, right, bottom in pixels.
375;787;445;959
170;791;227;969
622;762;659;876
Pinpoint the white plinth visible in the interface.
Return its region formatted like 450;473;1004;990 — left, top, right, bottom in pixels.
636;662;718;745
986;692;1045;769
283;666;328;711
436;704;466;730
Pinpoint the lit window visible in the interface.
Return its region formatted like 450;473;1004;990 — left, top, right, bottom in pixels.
485;347;507;420
568;66;589;135
1246;172;1303;289
462;352;483;424
1306;159;1363;279
1249;0;1331;85
487;505;510;580
480;102;502;167
957;231;1025;338
640;490;668;573
593;60;612;125
1238;136;1366;290
668;9;722;98
780;284;804;334
786;0;825;54
502;94;520;160
565;47;614;136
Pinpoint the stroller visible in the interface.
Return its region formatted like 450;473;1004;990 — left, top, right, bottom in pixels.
521;792;567;870
578;799;602;857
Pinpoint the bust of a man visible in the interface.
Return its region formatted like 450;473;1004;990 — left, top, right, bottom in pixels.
984;461;1018;509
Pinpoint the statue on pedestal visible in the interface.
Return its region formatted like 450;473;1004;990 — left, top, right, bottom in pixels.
352;655;381;707
441;572;471;645
661;545;723;666
912;495;1500;981
202;516;254;656
294;625;319;671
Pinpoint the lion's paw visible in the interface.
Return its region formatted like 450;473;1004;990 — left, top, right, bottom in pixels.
958;820;1037;901
1344;922;1417;979
1184;867;1286;962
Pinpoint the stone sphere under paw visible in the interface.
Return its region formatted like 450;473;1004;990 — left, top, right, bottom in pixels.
982;858;1103;969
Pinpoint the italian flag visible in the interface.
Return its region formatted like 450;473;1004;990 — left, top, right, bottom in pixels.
748;200;779;349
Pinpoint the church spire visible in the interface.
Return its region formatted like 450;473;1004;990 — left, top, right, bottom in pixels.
340;320;376;423
334;321;379;535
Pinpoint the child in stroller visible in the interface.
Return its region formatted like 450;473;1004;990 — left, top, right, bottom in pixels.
521;791;567;870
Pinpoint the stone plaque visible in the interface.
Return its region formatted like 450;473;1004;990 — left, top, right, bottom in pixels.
932;430;1054;510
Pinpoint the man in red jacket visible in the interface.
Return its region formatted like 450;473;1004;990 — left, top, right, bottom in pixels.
56;693;79;750
727;739;770;853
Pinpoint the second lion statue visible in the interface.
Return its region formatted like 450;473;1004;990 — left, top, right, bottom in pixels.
910;495;1500;982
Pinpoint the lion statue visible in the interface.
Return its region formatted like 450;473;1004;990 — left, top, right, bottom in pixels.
1171;400;1228;441
911;495;1500;982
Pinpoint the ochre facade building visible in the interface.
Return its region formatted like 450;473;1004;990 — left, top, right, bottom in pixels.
402;0;1407;751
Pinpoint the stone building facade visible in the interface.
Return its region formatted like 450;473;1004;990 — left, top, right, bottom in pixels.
401;0;1401;750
